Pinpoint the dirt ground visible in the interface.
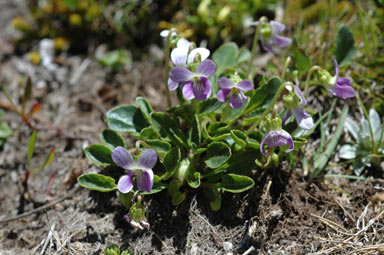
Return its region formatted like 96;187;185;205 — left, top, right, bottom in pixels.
1;2;384;255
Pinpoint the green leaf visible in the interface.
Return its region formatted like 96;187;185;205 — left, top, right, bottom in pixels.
106;105;149;136
311;105;349;178
248;77;281;110
294;47;312;76
145;139;171;153
230;130;247;149
139;126;156;139
0;123;12;138
336;26;355;66
84;144;113;167
339;144;357;159
369;109;382;134
212;42;239;74
188;114;201;148
345;117;360;142
136;97;153;122
187;171;200;188
161;147;181;180
205;142;231;168
27;130;37;166
236;48;251;64
151;112;188;148
171;191;186;206
222;174;254;193
77;173;117;192
100;129;126;150
198;98;222;114
41;148;55;169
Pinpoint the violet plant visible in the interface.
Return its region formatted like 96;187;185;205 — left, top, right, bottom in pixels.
78;16;356;229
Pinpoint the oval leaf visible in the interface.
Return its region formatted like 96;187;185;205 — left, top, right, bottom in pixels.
212;42;239;74
107;105;149;135
205;141;231;168
336;26;355;66
161;147;181;180
222;174;254;193
78;173;117;192
84;144;113;167
146;139;171;153
100;129;126;150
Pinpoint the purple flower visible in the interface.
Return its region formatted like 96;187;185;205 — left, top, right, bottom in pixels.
112;146;157;193
328;59;355;99
251;21;292;53
169;59;216;101
260;130;294;156
217;77;254;108
168;39;210;91
283;86;314;130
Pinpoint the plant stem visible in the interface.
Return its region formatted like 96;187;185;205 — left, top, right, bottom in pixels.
303;66;322;98
356;92;377;154
281;56;291;81
247;17;267;80
164;30;174;108
246;81;294;135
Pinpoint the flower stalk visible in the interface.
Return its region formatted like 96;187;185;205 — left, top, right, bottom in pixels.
246;81;295;135
164;29;176;108
247;16;267;79
304;65;322;98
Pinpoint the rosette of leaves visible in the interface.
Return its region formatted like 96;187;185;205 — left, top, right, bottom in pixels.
78;43;306;211
339;109;384;175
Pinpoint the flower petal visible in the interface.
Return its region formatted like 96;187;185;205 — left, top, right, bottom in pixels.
282;130;294;153
137;149;158;170
193;77;211;101
217;89;229;102
270;21;286;34
250;21;259;26
337;77;352;86
292;109;314;130
260;130;294;156
182;81;195;100
229;93;243;108
136;169;154;192
261;43;274;53
333;59;339;78
187;48;210;64
273;35;292;48
169;67;193;82
260;132;271;156
160;30;177;38
218;77;234;89
293;85;307;106
168;78;179;91
236;79;254;91
196;59;217;77
118;172;135;193
329;84;355;99
171;47;188;67
176;38;191;50
112;146;135;169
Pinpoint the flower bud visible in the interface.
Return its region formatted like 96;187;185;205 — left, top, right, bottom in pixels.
316;69;334;87
125;202;149;230
260;23;272;40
